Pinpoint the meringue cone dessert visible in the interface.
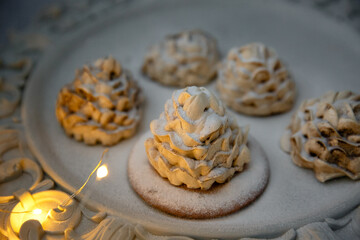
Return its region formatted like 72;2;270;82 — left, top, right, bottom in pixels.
216;42;295;116
281;91;360;182
142;30;219;87
145;86;250;190
56;56;142;146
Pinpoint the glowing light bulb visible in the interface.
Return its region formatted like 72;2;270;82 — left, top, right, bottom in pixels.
97;164;108;179
10;207;48;233
32;209;42;215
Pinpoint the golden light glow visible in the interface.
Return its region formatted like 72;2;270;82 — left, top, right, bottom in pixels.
10;207;49;233
32;209;42;215
97;164;108;179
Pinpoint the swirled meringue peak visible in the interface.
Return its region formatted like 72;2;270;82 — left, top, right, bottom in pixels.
142;30;219;87
281;91;360;182
56;56;143;146
216;42;295;116
145;86;250;190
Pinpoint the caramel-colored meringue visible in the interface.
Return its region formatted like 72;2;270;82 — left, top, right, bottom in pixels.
281;91;360;182
142;30;219;87
145;86;250;190
56;56;142;146
217;42;295;116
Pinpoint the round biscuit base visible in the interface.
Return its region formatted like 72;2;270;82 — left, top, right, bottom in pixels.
127;131;270;219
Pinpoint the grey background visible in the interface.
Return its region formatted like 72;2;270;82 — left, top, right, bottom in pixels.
1;0;360;49
0;0;57;47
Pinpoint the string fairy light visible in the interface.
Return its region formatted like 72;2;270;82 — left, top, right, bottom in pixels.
32;208;42;214
59;148;109;208
0;148;109;225
96;164;108;179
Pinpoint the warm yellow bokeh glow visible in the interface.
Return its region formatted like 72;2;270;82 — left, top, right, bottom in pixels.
97;165;108;179
32;209;42;215
10;190;72;234
10;207;49;233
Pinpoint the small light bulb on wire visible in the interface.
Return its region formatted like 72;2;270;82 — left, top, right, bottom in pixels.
32;209;42;215
2;149;110;234
60;148;109;208
97;164;108;179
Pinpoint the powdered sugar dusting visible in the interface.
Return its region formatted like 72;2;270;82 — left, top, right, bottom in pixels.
128;131;269;219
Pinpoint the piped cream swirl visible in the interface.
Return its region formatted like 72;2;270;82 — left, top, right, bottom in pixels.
281;91;360;182
217;42;295;116
142;30;219;87
56;56;142;146
145;86;250;190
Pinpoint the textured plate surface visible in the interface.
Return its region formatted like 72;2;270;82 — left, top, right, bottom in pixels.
23;0;360;238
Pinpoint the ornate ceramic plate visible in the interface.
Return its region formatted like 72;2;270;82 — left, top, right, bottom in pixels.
22;0;360;238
